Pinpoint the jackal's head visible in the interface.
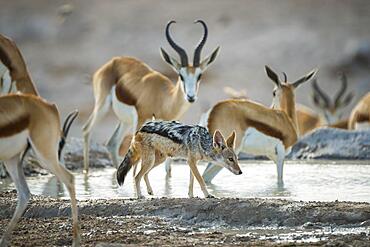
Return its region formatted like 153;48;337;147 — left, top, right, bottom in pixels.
212;130;242;175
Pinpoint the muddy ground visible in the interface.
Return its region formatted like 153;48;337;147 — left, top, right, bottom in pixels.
1;191;370;246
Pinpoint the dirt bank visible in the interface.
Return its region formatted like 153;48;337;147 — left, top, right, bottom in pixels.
1;192;369;246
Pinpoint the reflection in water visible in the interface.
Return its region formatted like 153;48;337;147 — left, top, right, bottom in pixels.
1;161;370;202
164;174;173;196
41;176;65;198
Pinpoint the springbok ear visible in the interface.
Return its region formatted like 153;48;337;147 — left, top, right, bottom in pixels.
265;65;281;87
200;46;220;70
160;47;181;72
226;131;236;149
292;69;317;88
213;130;226;149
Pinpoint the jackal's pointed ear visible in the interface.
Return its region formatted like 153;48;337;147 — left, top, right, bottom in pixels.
160;47;181;72
226;131;236;149
213;130;226;150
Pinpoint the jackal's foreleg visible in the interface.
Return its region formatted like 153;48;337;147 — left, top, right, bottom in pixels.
188;158;214;198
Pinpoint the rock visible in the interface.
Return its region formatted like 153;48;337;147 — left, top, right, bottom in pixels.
288;128;370;160
63;137;112;170
0;137;112;178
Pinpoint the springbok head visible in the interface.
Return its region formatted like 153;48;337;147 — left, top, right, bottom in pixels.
312;73;354;124
160;20;220;103
265;66;317;110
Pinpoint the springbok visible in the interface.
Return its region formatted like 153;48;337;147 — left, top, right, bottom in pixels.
0;94;80;247
82;20;220;172
296;74;353;134
201;66;317;184
348;92;370;130
0;33;77;166
0;34;38;95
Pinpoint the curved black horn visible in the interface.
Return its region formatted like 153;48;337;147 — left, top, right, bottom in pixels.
62;109;79;137
193;20;208;67
59;110;78;159
282;72;288;83
165;20;188;66
312;79;330;107
334;73;348;107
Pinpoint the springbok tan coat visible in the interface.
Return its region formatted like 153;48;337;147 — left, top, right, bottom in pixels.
201;66;317;184
0;94;80;247
0;34;38;95
82;20;220;172
348;92;370;130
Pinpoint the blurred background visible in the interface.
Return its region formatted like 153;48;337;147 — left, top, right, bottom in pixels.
1;0;370;142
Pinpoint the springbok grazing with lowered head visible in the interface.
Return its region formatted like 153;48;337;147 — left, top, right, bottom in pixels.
296;74;354;134
201;66;317;184
348;92;370;130
82;20;220;173
0;94;80;247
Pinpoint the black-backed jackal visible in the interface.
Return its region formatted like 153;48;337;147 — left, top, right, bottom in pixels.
117;120;242;198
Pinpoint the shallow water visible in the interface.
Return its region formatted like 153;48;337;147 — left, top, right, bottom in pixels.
1;160;370;202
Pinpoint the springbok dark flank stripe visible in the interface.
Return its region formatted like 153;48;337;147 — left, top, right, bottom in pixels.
0;114;30;138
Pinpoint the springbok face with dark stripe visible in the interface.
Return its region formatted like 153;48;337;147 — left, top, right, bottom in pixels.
312;74;354;124
160;20;220;103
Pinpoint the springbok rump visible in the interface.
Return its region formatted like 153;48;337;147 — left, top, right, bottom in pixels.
0;94;80;247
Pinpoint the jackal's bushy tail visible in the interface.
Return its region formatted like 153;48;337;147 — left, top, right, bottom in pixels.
117;145;140;186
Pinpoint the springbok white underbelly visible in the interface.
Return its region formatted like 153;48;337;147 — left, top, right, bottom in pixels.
239;127;285;161
0;130;28;160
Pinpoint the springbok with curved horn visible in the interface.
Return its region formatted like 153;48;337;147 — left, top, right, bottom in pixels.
348;92;370;130
0;94;80;247
296;73;354;134
201;66;317;184
82;20;220;172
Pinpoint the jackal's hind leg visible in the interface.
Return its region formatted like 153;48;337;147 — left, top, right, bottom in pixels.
143;153;166;196
134;151;155;199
